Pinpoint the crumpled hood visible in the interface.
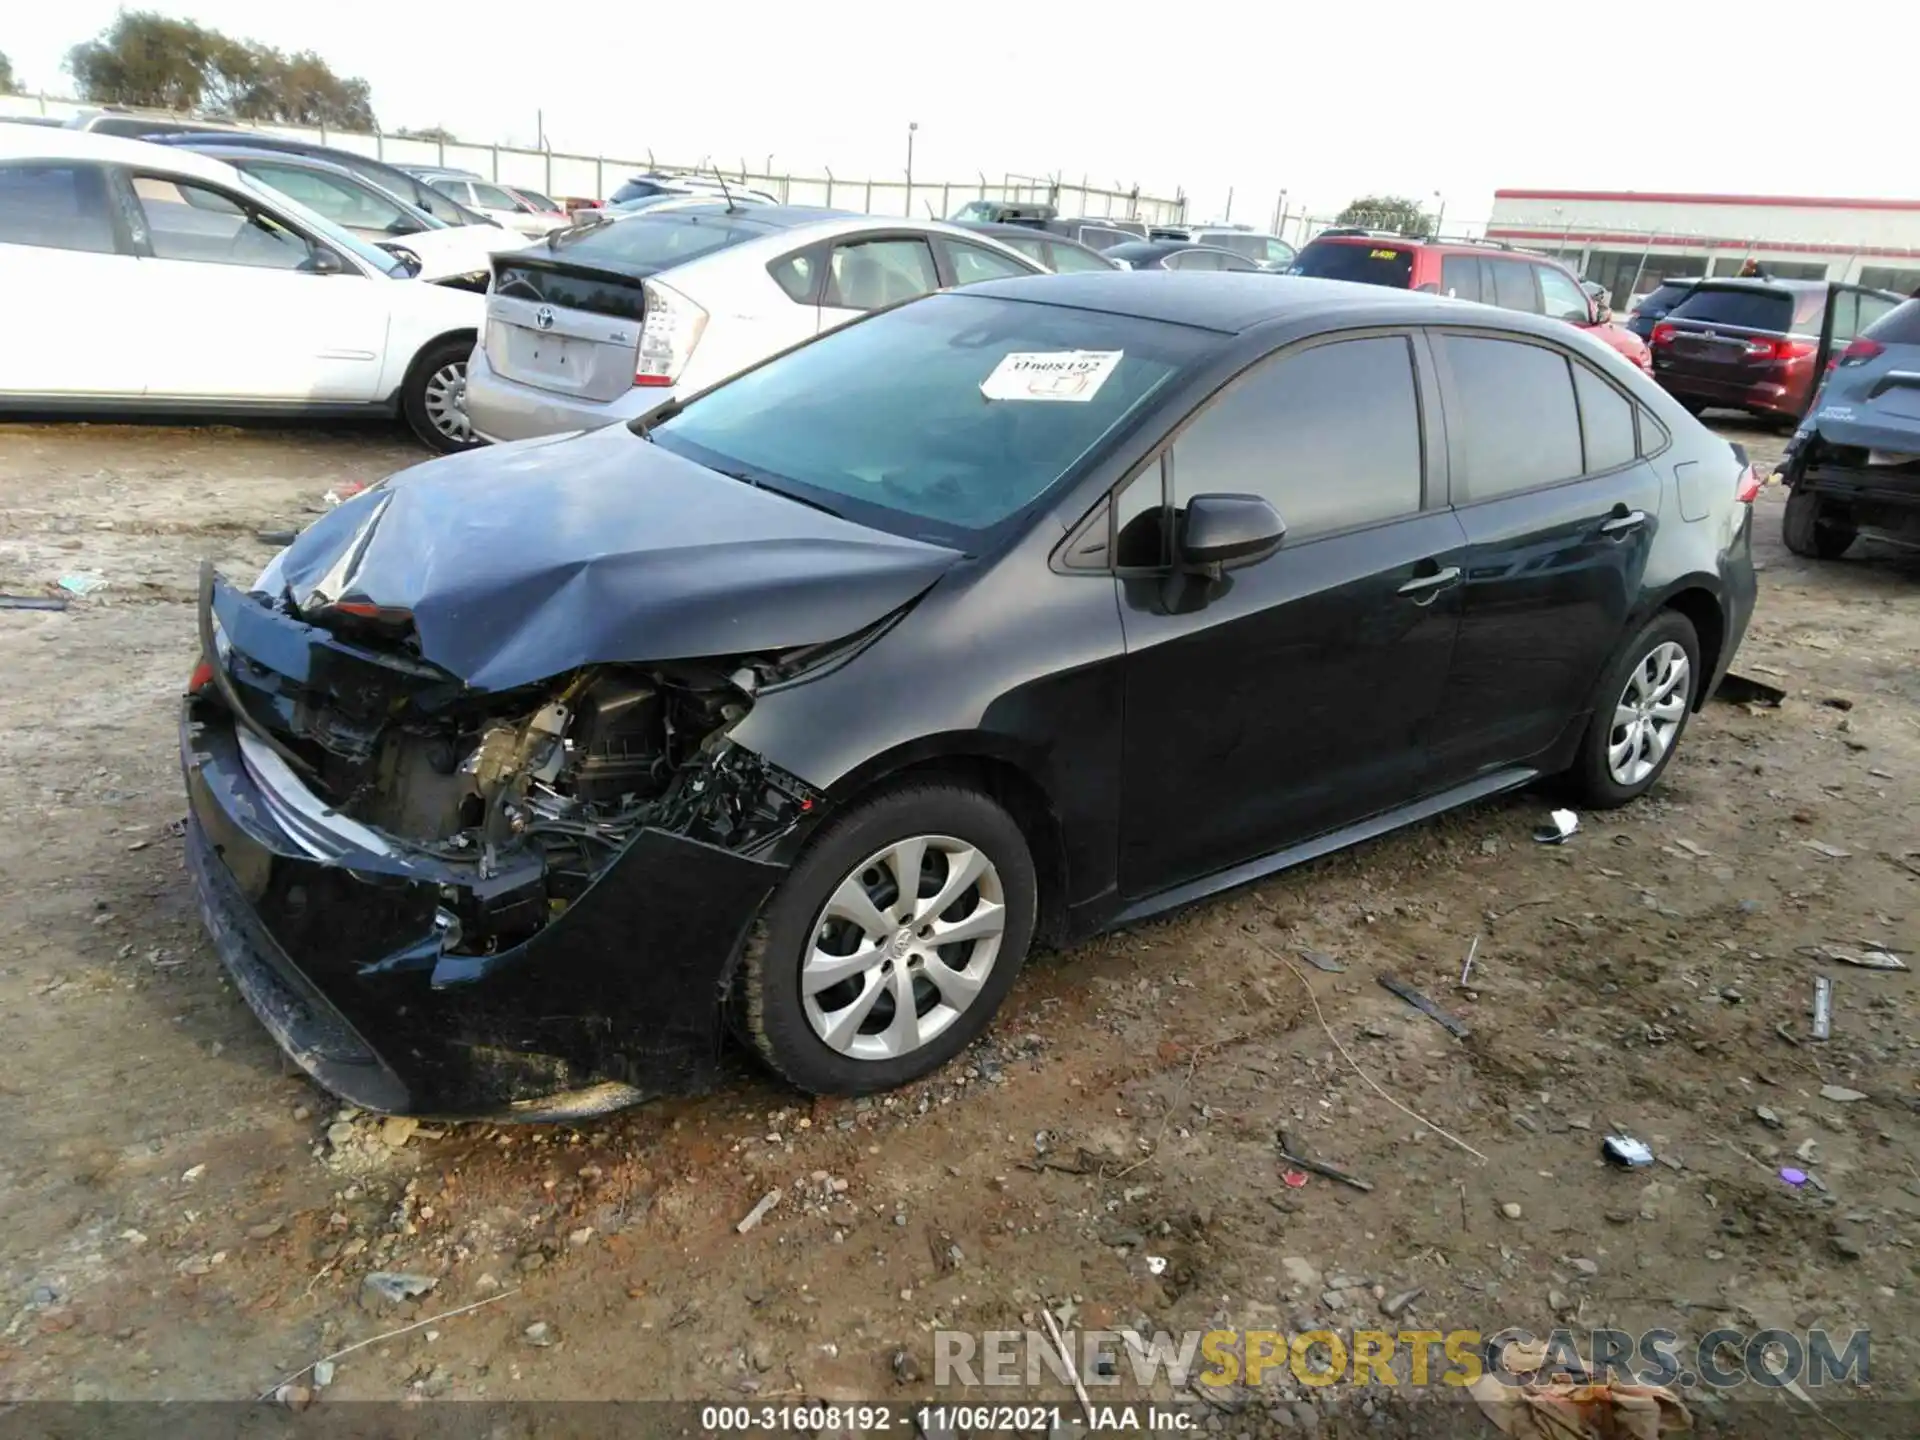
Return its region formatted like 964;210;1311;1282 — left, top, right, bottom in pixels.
271;426;962;693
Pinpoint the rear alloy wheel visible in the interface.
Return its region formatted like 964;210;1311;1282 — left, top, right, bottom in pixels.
741;784;1036;1095
1782;486;1856;560
403;337;483;454
1567;611;1701;808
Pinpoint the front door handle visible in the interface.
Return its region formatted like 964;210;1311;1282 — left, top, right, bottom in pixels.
1600;509;1648;535
1397;565;1461;597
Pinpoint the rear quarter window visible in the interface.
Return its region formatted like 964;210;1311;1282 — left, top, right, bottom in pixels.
1669;287;1794;333
1291;240;1414;288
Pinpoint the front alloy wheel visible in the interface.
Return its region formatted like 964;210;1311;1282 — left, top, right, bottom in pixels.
422;359;471;447
803;835;1006;1060
1607;641;1689;787
741;783;1037;1095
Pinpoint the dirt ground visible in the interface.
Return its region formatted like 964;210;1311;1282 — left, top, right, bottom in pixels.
1;414;1915;1432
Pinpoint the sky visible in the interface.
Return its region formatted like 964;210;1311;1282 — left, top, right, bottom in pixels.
8;1;1917;229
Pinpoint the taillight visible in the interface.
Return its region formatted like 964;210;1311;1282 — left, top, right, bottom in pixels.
1651;322;1676;346
188;659;215;694
634;280;708;388
1735;465;1763;504
1836;337;1885;368
1747;336;1816;362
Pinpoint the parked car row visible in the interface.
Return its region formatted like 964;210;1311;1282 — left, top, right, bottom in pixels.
1284;231;1654;373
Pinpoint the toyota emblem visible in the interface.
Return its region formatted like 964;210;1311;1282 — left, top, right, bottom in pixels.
534;306;556;331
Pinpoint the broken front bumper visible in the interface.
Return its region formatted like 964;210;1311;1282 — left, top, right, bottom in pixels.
181;693;783;1119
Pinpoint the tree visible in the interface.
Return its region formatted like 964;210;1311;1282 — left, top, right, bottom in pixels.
1335;195;1433;238
396;125;459;144
65;13;376;129
0;51;18;95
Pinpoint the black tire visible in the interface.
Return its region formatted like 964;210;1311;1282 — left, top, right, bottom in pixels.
402;335;482;454
1675;397;1706;417
1566;611;1701;810
1782;486;1855;559
741;783;1037;1095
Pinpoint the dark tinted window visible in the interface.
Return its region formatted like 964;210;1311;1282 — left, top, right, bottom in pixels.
1863;297;1920;345
1572;363;1636;473
0;162;117;252
1488;260;1540;313
1441;335;1582;499
1441;254;1481;303
652;294;1208;544
1172;336;1424;540
1668;286;1795;333
548;211;769;271
1290;240;1414;288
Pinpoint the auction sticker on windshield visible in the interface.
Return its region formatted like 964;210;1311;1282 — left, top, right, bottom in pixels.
981;350;1123;403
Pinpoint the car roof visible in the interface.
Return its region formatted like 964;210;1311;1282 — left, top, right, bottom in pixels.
961;221;1074;242
1688;277;1830;295
179;144;363;177
607;201;858;232
0;124;245;185
959;271;1498;335
1106;239;1215;258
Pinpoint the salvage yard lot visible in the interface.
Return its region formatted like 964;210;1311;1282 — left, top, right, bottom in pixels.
1;417;1916;1423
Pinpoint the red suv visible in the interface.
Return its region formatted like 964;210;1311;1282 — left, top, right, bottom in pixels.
1290;232;1651;372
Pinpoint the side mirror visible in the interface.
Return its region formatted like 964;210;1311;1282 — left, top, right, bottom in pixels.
1180;494;1286;574
302;246;346;275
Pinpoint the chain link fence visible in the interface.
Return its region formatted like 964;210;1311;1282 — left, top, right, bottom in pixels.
0;94;1187;224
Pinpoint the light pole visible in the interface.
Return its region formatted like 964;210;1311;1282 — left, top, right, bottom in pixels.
1432;189;1445;239
906;122;918;199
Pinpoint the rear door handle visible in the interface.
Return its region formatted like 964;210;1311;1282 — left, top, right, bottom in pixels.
1397;565;1461;596
1600;509;1648;535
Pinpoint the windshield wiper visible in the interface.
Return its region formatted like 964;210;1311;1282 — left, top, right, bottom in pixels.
706;465;842;519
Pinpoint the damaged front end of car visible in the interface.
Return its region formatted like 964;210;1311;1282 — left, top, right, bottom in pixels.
182;562;843;1119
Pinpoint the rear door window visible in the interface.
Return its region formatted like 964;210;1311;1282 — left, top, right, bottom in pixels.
0;162;119;253
1048;241;1111;273
1536;265;1591;323
1171;335;1425;540
1668;287;1794;333
1440;254;1482;303
248;163;409;232
824;236;939;309
940;238;1032;286
1439;334;1583;500
1487;260;1541;314
1291;240;1414;288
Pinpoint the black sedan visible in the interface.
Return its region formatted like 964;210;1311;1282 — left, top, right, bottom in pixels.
182;273;1758;1118
1106;239;1264;272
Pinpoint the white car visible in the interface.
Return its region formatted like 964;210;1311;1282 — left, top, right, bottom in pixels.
0;128;489;451
465;205;1046;443
425;176;567;238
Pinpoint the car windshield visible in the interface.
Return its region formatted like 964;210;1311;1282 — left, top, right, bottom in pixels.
1289;240;1415;288
231;170;408;276
649;293;1211;547
948;200;1001;222
1668;286;1795;333
547;209;765;270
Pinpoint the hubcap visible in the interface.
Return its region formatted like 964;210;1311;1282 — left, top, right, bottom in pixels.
802;834;1005;1061
424;362;471;442
1607;641;1690;787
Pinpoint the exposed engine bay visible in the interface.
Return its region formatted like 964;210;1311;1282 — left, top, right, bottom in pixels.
213;594;829;959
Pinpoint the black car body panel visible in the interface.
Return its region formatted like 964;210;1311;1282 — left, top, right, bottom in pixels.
272;429;962;693
184;274;1756;1117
